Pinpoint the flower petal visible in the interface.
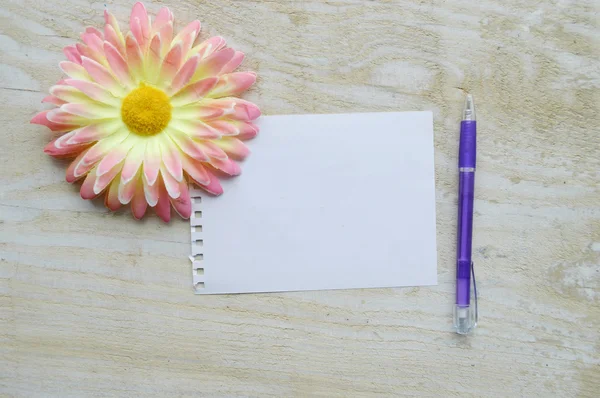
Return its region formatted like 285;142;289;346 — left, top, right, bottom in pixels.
81;57;124;96
154;177;171;222
159;165;181;199
153;7;174;31
79;129;128;170
44;132;90;158
145;33;162;81
49;85;89;104
158;21;174;56
63;45;82;64
143;175;159;207
59;61;90;80
80;168;99;199
208;72;256;98
181;155;210;186
104;41;133;87
31;110;79;132
212;137;250;160
118;174;137;204
143;138;161;186
66;149;90;182
173;20;201;55
159;42;183;84
167;128;209;161
96;136;135;176
193;48;235;80
159;137;183;182
46;109;89;125
130;2;150;48
60;103;118;119
192;36;226;60
197;141;227;160
168;55;199;95
104;24;125;56
105;177;122;211
210;157;241;176
125;32;144;81
67;121;120;145
170;180;191;219
205;98;261;121
169;119;221;139
93;160;123;195
200;169;223;196
220;51;245;74
172;104;225;120
121;140;146;184
170;77;218;107
42;95;66;106
81;32;105;59
64;79;120;106
131;182;148;219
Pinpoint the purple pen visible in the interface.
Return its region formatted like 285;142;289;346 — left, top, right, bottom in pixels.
454;94;478;334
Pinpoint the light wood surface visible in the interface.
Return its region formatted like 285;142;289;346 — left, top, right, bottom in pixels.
1;0;599;396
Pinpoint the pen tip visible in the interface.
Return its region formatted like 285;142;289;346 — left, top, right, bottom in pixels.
463;94;476;121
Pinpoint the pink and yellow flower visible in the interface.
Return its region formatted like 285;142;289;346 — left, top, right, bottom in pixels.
32;2;259;221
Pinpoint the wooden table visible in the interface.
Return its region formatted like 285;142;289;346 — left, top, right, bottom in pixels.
1;0;599;396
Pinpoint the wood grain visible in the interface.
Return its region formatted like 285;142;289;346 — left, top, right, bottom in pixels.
1;0;599;396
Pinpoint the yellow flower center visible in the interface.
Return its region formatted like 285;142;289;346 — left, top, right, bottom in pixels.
121;84;172;136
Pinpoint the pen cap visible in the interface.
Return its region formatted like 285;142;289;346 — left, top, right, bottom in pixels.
454;304;476;335
459;121;477;169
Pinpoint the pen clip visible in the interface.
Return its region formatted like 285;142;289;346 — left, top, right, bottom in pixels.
471;261;478;326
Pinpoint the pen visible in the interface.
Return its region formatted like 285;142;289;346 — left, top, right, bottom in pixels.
454;94;478;335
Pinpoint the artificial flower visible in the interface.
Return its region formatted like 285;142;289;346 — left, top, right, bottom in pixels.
31;2;259;221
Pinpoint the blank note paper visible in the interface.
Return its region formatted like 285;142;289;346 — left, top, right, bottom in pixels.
190;112;438;294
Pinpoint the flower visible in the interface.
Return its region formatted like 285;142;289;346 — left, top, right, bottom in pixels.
31;2;260;222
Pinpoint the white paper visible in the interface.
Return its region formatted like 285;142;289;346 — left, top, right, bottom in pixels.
191;112;438;294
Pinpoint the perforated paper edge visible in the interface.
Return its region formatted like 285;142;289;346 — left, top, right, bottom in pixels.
189;184;205;293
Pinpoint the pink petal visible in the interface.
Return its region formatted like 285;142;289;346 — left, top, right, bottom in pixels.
160;138;183;182
167;128;209;161
46;109;88;125
160;165;181;199
170;119;221;139
76;43;104;65
170;180;191;219
172;104;225;120
42;95;66;106
193;36;226;60
209;72;256;98
181;155;210;186
143;175;159;207
194;48;235;79
104;24;125;56
65;150;88;182
93;160;123;195
236;121;260;140
170;77;218;106
31;110;78;132
81;32;105;58
146;33;162;79
63;45;82;64
210;157;241;176
80;168;99;199
220;51;245;74
67;123;118;145
64;79;120;106
44;132;89;158
85;26;104;40
200;169;223;196
153;7;174;30
59;61;90;80
131;181;148;219
120;142;146;184
81;57;123;95
124;33;144;81
60;103;117;119
79;130;128;169
207;99;260;121
173;20;201;54
158;21;174;55
196;141;227;160
143;138;161;186
212;137;250;160
104;41;133;87
118;178;137;204
204;119;239;136
96;140;133;176
130;2;150;48
105;177;122;211
154;177;171;222
169;55;199;95
49;85;88;103
159;42;183;83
